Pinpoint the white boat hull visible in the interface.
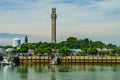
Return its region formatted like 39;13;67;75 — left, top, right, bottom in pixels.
0;59;13;66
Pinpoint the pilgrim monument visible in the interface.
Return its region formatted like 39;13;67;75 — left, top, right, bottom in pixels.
51;8;57;43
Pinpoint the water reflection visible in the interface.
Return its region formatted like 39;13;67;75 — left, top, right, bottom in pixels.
17;65;28;80
16;64;120;72
1;64;120;80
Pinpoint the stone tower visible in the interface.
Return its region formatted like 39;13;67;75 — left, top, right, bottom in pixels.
51;8;57;43
24;35;28;44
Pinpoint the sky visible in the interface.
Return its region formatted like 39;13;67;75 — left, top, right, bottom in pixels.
0;0;120;46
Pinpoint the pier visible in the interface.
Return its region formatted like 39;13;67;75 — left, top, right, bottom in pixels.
18;56;120;64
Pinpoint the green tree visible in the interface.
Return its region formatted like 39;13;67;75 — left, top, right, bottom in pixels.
87;48;98;55
59;46;71;55
43;47;52;55
107;44;117;49
93;41;105;48
17;44;28;53
81;48;88;55
66;37;78;48
34;48;44;55
66;37;77;42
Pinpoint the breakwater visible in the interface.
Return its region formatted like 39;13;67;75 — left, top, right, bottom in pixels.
19;56;120;64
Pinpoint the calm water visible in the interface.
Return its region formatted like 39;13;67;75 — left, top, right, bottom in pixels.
0;64;120;80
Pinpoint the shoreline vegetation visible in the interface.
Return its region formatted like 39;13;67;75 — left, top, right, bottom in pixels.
4;37;119;56
1;37;120;64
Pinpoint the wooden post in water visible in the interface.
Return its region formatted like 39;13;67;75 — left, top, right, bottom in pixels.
21;56;23;64
66;56;68;64
44;56;45;63
111;56;112;64
31;56;32;63
79;56;80;64
93;56;94;65
26;56;28;64
48;55;49;63
96;56;98;64
40;56;41;63
23;56;25;64
39;56;40;63
88;56;89;64
102;56;103;64
75;56;76;64
35;56;36;63
115;56;117;64
106;56;108;64
84;56;85;64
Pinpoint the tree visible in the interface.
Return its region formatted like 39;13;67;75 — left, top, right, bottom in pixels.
34;48;44;55
43;47;52;55
107;44;117;49
66;37;77;42
81;48;88;55
66;37;78;48
59;46;71;55
27;43;37;49
87;48;98;55
59;46;66;54
93;41;105;48
17;44;28;53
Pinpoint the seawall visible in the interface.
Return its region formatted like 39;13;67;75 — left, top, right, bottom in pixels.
19;56;120;64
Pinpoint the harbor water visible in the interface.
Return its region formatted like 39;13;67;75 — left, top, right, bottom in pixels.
0;64;120;80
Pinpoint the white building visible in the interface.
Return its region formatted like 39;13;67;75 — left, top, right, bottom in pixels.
70;49;82;55
13;38;21;47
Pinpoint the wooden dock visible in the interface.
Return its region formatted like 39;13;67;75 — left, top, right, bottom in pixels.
19;56;120;64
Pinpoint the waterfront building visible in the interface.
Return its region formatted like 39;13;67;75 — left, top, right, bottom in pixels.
51;8;57;43
70;49;82;55
12;38;21;47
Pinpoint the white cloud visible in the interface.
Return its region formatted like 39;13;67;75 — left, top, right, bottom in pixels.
0;0;120;45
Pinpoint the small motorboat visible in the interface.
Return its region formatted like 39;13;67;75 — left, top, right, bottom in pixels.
50;57;57;65
50;57;61;65
0;59;13;65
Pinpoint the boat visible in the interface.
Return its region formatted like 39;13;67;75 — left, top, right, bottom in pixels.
0;59;13;66
50;57;58;65
50;57;61;65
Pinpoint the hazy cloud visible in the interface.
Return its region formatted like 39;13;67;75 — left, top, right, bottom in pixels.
0;0;120;45
0;33;25;38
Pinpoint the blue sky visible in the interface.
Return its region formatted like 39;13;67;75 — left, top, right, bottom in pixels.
0;0;120;46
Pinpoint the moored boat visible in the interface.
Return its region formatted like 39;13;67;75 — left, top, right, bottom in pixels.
50;57;61;65
0;59;13;66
